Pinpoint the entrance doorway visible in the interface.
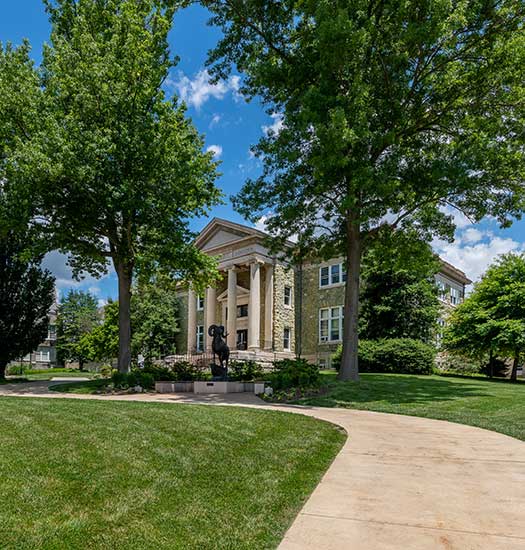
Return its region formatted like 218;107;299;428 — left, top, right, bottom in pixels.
236;329;248;350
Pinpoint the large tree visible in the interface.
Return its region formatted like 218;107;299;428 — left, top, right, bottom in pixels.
204;0;525;380
56;289;100;369
360;232;440;342
4;0;221;372
0;229;55;379
444;253;525;382
131;276;181;362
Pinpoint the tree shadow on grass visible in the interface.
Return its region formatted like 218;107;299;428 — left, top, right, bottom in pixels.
307;373;497;407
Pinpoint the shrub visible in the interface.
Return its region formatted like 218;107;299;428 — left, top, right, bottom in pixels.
269;358;320;391
228;360;264;381
142;361;207;381
332;338;436;375
99;364;113;378
6;364;27;376
435;353;483;376
111;370;155;390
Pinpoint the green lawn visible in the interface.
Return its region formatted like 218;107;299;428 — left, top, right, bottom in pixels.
3;369;98;383
294;371;525;441
49;378;109;393
0;397;344;550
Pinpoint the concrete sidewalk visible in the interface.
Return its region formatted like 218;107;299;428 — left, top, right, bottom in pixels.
1;381;524;549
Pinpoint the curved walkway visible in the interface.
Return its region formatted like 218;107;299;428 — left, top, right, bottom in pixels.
1;381;525;549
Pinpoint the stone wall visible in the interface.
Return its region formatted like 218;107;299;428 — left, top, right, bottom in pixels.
273;264;296;353
298;262;346;365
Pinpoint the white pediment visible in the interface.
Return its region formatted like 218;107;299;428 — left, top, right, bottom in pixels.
196;218;265;251
201;227;250;250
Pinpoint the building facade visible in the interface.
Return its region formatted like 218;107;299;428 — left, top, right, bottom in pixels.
176;218;471;366
20;293;58;368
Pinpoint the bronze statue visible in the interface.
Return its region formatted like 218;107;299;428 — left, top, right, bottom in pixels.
208;324;230;379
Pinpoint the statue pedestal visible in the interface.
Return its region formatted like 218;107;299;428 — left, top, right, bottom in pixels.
155;380;266;394
194;381;244;394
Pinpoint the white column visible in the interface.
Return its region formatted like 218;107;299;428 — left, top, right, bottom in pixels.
187;288;196;353
264;264;274;350
226;267;237;349
248;261;261;350
205;286;216;352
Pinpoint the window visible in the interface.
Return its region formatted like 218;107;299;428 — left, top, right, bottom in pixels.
320;266;330;287
47;325;56;340
450;287;461;305
237;304;248;318
319;306;343;342
284;286;292;307
436;280;447;301
283;327;291;350
196;325;204;352
320;263;346;287
196;295;204;311
436;318;447;346
35;350;50;362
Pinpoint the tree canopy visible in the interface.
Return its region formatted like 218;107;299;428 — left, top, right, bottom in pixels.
3;0;221;372
204;0;525;379
444;253;525;381
0;229;55;378
360;233;440;342
56;289;100;368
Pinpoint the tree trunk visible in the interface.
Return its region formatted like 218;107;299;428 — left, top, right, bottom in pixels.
510;352;519;382
338;215;361;382
116;261;133;373
488;349;494;378
0;360;7;380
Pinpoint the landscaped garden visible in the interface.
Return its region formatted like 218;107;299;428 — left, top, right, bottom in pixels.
0;397;344;550
294;371;525;441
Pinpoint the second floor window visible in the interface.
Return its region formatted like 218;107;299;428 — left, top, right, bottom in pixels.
197;295;204;311
284;286;292;306
237;304;248;318
320;263;347;287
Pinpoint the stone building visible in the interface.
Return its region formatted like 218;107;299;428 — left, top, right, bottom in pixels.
176;218;471;366
20;291;58;368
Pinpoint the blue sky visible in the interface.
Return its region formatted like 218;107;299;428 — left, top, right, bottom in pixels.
2;1;524;303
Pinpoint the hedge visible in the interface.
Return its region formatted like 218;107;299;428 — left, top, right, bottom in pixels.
332;338;436;375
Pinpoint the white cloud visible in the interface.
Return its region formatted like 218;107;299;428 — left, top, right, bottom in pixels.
440;204;472;229
170;69;242;110
209;113;221;128
460;228;484;244
433;232;524;283
206;144;223;158
262;113;284;136
41;251;113;299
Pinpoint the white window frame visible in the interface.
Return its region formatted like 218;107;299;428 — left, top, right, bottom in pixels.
283;327;291;351
450;287;460;305
284;285;292;307
319;306;344;343
47;325;56;340
196;295;204;311
35;350;51;362
196;325;204;352
319;262;347;288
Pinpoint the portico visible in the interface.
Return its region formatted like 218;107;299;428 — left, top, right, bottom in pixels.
181;218;294;360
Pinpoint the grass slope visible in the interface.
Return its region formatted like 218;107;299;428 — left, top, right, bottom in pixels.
295;372;525;440
0;397;344;550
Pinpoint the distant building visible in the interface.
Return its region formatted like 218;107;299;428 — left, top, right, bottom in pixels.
20;291;58;368
175;218;472;367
